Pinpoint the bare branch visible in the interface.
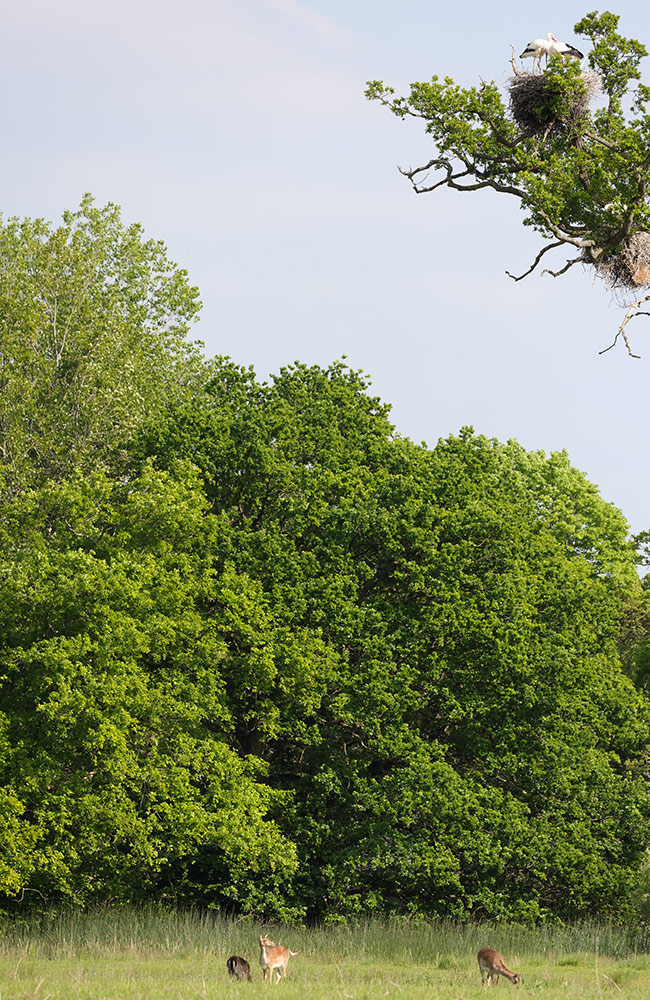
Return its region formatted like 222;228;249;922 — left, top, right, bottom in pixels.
399;157;527;198
541;256;583;277
506;241;564;281
398;160;474;193
509;44;521;76
598;293;650;358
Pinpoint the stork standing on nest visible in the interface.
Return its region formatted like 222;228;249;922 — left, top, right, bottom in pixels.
547;33;584;60
520;32;583;71
519;33;553;71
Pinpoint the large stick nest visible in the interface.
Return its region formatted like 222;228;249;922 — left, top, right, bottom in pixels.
596;232;650;294
507;70;601;136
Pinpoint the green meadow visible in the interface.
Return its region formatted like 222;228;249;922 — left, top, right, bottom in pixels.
2;910;650;1000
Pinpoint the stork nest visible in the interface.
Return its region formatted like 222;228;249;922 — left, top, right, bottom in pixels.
596;232;650;294
507;70;601;136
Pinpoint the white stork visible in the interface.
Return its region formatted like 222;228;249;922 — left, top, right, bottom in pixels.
520;32;584;71
519;33;553;71
547;34;584;60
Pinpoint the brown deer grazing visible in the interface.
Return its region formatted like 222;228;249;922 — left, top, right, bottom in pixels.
477;948;522;986
259;934;299;984
226;955;252;981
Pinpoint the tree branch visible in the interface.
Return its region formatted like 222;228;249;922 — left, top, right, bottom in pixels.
398;159;472;193
509;43;521;77
399;158;527;198
541;256;583;277
506;241;564;280
536;209;596;248
598;294;650;358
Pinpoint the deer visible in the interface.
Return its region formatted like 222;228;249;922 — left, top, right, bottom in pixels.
259;934;299;984
477;948;522;986
227;955;252;981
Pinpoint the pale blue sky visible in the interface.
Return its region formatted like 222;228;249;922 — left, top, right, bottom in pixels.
3;0;649;533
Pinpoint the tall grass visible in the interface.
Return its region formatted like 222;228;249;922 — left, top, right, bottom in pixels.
1;906;648;958
2;908;650;1000
0;906;254;958
300;917;650;961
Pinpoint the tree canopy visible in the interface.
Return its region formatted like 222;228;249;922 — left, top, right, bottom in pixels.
0;195;203;492
366;11;650;355
1;201;650;923
0;463;300;917
133;358;650;921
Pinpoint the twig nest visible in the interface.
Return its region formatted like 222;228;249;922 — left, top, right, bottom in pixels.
580;70;603;98
507;70;601;136
597;232;650;291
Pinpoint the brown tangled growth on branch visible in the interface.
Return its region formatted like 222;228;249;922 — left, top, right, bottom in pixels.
593;233;650;356
596;231;650;292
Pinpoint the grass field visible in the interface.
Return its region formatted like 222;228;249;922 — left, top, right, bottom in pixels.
2;909;650;1000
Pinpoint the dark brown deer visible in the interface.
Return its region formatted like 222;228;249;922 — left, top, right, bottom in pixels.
227;955;252;981
477;948;522;986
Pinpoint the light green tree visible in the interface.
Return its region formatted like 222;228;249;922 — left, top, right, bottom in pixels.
0;195;203;491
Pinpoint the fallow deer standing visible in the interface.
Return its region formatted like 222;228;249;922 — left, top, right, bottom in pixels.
259;934;299;984
477;948;522;986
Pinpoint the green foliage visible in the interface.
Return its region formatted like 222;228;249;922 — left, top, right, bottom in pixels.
135;358;650;923
576;11;647;105
0;464;299;918
2;197;650;923
0;196;203;492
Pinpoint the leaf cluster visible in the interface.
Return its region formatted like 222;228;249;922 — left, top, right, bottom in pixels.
0;195;204;492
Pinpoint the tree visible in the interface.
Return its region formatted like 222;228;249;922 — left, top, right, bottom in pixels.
366;11;650;356
0;463;301;917
136;359;650;922
0;196;204;492
1;183;648;919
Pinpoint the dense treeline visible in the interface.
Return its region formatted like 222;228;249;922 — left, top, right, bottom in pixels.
2;200;650;923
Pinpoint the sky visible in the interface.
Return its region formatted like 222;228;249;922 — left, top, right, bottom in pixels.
2;0;649;533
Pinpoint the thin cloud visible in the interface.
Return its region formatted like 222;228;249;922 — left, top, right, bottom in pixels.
266;0;360;54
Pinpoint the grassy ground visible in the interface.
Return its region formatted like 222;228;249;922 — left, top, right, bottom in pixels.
1;909;650;1000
